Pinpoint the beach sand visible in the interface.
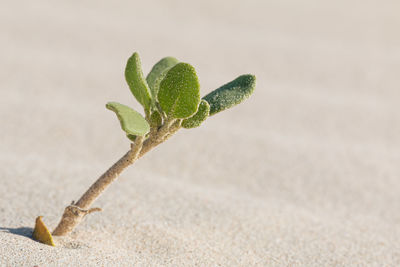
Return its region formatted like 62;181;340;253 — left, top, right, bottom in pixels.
1;0;400;265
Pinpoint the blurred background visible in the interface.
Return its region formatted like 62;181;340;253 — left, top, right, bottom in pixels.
1;0;399;265
1;0;399;145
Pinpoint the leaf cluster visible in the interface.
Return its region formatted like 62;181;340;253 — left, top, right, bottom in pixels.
107;52;256;141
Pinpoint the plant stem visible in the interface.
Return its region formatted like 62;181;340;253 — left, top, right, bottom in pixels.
52;136;144;236
52;120;180;236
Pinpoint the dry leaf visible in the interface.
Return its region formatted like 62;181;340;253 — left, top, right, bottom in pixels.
32;216;55;246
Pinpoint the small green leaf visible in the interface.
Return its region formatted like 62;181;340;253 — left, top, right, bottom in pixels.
203;74;256;116
106;102;150;136
158;63;201;119
126;134;137;142
125;52;152;112
151;69;174;113
149;110;162;128
182;100;210;129
146;57;179;100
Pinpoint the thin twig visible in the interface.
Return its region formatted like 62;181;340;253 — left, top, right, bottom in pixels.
52;120;179;236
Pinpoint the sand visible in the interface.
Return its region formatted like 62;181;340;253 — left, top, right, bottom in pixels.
1;0;400;266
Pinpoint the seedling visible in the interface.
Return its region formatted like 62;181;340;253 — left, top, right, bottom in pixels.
33;52;256;245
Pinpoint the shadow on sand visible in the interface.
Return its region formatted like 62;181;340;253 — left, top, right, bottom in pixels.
0;226;33;239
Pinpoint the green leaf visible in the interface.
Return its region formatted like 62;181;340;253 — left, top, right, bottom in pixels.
126;134;137;142
146;57;179;100
182;100;210;129
158;63;201;119
106;102;150;136
125;52;152;112
202;74;256;116
149;110;162;128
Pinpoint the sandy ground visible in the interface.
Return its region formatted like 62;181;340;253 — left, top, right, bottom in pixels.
1;0;400;266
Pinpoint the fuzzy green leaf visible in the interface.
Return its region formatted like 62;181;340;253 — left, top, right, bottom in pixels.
158;63;201;119
149;68;176;111
203;75;256;116
146;57;179;100
149;110;162;128
106;102;150;136
182;100;210;129
125;52;152;112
